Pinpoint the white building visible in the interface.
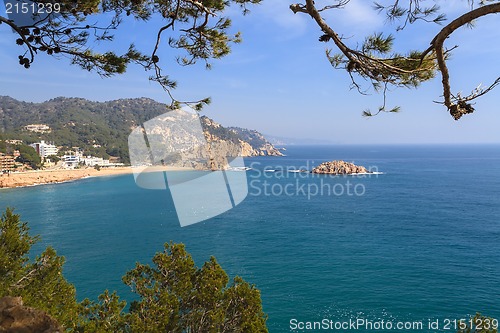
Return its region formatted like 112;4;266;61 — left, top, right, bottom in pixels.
25;124;51;133
62;154;81;169
82;156;110;167
30;140;58;158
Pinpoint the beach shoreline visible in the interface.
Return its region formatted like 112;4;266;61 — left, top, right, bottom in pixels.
0;167;135;189
0;165;202;189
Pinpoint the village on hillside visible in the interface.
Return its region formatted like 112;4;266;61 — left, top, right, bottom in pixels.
1;124;125;174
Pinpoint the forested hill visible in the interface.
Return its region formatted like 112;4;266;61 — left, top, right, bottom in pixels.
0;96;282;163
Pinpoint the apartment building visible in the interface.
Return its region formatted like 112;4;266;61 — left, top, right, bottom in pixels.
30;140;58;158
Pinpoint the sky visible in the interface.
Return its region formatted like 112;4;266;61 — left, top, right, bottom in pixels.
0;0;499;144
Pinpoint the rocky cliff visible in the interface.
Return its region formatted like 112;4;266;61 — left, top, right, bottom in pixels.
172;116;284;170
0;296;62;333
128;111;283;170
312;160;369;175
0;96;283;164
225;126;284;157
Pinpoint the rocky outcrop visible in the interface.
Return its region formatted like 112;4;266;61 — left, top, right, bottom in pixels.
225;126;284;157
128;111;283;170
312;160;369;175
255;143;284;157
195;116;283;168
0;96;283;164
0;296;63;333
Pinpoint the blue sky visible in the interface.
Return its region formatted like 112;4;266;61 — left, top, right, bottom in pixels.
0;0;499;143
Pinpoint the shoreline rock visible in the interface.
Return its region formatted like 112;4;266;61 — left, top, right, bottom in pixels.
311;160;370;175
0;296;63;333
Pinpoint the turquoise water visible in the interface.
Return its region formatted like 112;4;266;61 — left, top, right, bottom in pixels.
1;145;500;332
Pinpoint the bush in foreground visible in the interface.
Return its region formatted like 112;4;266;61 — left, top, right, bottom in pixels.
0;208;268;332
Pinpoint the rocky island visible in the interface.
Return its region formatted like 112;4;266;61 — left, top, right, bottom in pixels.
311;160;370;175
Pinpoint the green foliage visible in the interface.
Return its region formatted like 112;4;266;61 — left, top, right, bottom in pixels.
227;126;270;149
1;0;262;107
78;290;128;332
49;155;61;163
327;48;437;89
201;116;241;144
306;0;500;118
362;33;394;55
362;106;401;117
0;96;169;164
380;50;437;87
19;246;80;328
0;208;79;328
457;313;498;333
0;208;38;293
15;144;42;169
0;135;6;154
123;242;268;333
373;2;446;28
4;209;499;333
0;208;269;332
0;96;276;163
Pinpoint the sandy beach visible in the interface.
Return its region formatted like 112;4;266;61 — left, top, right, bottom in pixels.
0;167;134;189
0;165;201;189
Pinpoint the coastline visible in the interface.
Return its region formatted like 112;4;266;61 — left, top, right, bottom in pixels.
0;166;200;189
0;167;134;189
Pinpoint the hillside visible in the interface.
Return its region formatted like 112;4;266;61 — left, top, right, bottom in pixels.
227;127;283;156
0;96;282;164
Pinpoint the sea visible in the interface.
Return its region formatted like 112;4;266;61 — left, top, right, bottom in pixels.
1;144;499;333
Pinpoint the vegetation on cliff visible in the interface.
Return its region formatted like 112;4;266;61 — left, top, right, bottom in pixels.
0;96;281;164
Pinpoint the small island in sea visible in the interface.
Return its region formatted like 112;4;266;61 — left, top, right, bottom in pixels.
311;160;371;175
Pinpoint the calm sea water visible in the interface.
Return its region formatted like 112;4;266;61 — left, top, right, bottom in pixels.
1;145;500;332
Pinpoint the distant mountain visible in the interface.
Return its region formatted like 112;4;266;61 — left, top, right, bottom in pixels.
0;96;282;164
